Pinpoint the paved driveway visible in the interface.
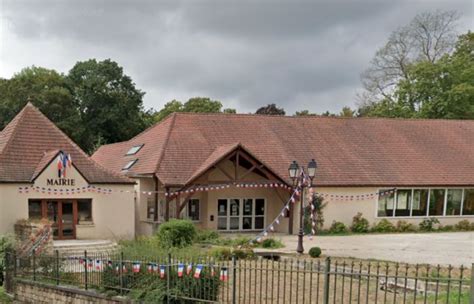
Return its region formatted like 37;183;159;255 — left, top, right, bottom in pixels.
271;232;474;266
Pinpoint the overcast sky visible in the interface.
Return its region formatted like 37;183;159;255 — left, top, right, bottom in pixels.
0;0;472;114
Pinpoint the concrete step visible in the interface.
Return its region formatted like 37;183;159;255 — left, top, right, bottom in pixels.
53;240;119;257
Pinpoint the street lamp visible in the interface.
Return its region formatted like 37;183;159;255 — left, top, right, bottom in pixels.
288;159;317;254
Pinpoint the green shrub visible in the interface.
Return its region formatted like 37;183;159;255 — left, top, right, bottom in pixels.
371;219;396;233
329;221;348;234
195;229;220;243
419;218;440;232
308;247;322;258
209;247;232;261
350;212;369;233
233;248;256;260
454;220;471;231
396;220;417;232
259;238;284;249
231;236;253;247
439;225;454;231
156;219;197;248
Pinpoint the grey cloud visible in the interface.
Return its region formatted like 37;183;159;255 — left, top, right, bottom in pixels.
1;0;472;114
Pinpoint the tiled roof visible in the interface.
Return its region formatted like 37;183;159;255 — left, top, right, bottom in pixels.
92;112;474;187
0;103;134;184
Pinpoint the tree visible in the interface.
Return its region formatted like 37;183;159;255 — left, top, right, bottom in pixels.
339;106;356;117
0;67;83;143
153;97;237;123
255;104;286;115
67;59;148;152
359;10;460;106
361;32;474;119
294;110;317;116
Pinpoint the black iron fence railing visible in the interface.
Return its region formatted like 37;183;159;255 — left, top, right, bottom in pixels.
3;250;473;303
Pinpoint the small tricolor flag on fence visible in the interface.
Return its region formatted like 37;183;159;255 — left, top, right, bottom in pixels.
220;267;228;282
132;262;141;273
147;263;154;273
186;263;193;275
177;263;184;277
87;259;93;269
95;260;102;270
160;265;166;279
194;264;203;279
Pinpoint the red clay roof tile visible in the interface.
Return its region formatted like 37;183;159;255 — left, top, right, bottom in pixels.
0;103;133;184
92;112;474;187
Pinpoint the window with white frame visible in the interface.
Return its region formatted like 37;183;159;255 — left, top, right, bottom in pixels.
377;188;474;218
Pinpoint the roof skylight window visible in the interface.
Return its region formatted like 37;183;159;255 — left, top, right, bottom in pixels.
126;144;144;156
122;159;138;171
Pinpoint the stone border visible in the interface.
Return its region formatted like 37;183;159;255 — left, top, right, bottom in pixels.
14;278;130;303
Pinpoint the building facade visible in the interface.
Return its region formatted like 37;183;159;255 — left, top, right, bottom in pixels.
0;103;136;240
92;113;474;235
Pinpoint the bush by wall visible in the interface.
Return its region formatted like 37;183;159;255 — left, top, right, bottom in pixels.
371;219;396;233
329;221;348;234
259;238;284;249
419;218;440;232
195;229;220;243
156;219;197;249
454;220;472;231
350;213;369;233
396;220;417;232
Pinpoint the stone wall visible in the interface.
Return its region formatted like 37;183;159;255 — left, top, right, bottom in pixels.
14;279;130;304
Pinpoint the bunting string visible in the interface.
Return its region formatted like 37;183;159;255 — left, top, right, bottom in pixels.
17;183;397;201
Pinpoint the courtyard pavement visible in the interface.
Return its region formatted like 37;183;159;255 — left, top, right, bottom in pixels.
260;232;474;266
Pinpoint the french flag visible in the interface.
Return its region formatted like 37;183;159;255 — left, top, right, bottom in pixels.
132;262;141;273
57;154;63;178
220;267;228;282
186;263;193;275
95;260;102;271
160;265;166;279
194;264;203;279
177;263;184;277
147;263;154;273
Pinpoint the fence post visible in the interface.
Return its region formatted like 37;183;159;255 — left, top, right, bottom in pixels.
55;250;60;285
84;250;88;290
167;253;171;304
119;251;124;295
32;249;36;281
232;254;237;304
323;257;331;304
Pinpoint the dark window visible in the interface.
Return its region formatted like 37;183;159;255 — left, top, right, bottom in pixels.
28;200;42;220
462;189;474;215
412;189;429;216
147;198;156;220
187;199;200;221
77;200;92;223
122;159;138;171
395;190;411;216
446;189;462;216
429;189;445;216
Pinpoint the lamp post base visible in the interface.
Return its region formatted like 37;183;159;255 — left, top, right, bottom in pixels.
296;231;304;254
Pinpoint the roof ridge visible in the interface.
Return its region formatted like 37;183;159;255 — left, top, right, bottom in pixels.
171;111;474;122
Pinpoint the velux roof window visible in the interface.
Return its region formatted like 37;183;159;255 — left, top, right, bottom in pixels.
126;144;144;156
122;159;138;171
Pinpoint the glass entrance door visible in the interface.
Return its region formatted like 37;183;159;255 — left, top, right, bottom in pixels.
217;198;265;231
45;200;76;240
60;201;75;239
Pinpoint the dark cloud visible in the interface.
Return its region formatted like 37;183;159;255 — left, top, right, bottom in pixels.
1;0;472;114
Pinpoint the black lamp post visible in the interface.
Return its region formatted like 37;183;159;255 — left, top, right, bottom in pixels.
288;159;317;254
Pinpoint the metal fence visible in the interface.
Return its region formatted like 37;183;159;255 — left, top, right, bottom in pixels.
4;250;473;303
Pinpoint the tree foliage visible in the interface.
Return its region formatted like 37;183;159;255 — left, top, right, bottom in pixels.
359;10;460;105
255;103;286;115
152;97;236;123
360;32;474;119
0;60;149;153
